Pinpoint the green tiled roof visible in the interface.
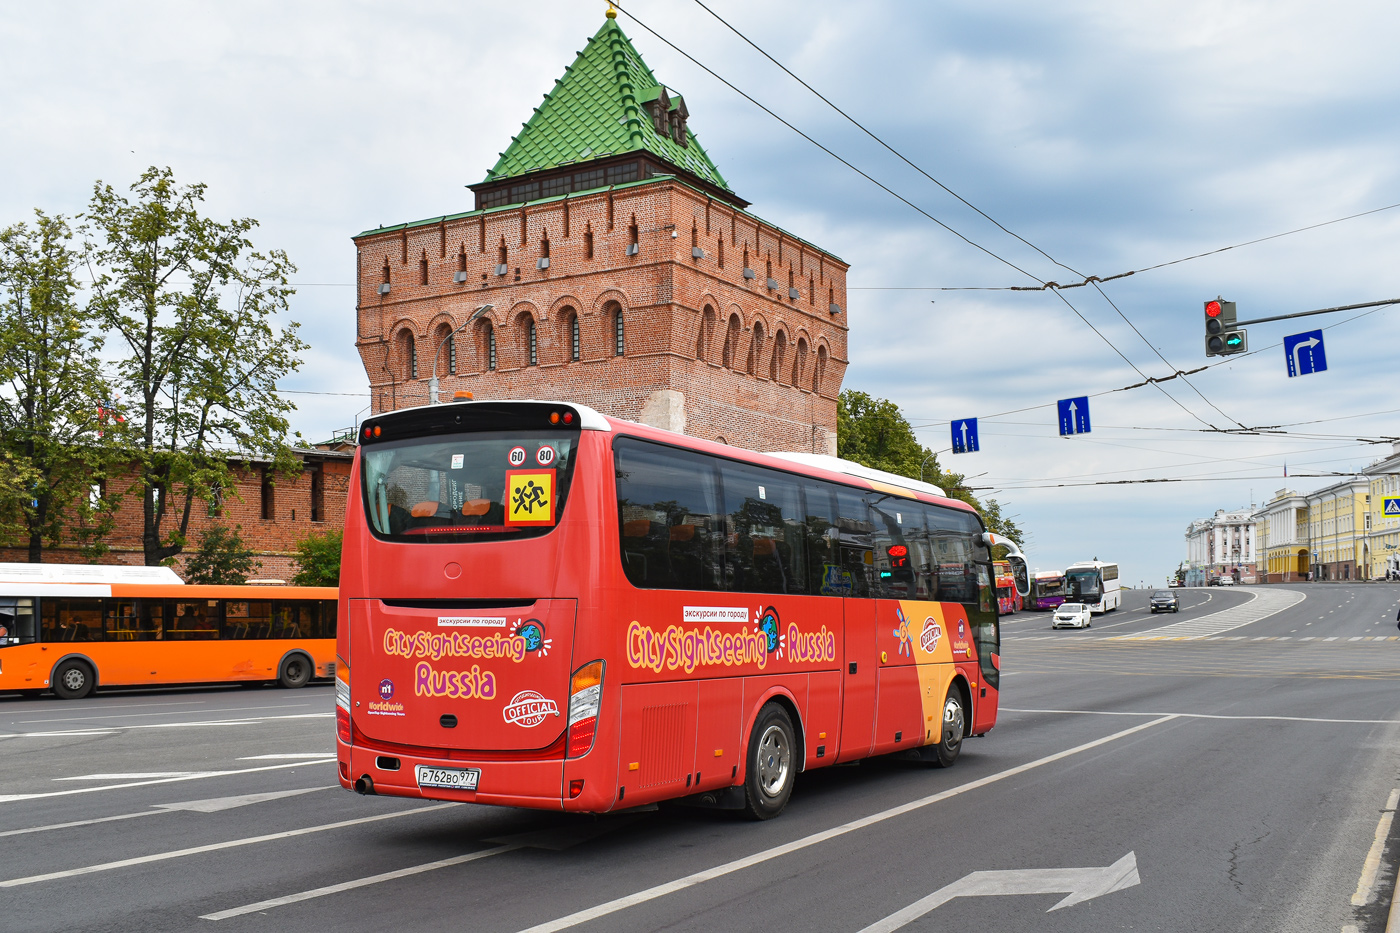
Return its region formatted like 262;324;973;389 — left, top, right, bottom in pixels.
481;17;731;192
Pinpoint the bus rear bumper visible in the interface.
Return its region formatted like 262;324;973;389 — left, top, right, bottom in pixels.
341;745;574;810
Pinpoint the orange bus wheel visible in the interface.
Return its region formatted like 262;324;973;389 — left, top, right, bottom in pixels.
743;703;796;821
53;660;95;700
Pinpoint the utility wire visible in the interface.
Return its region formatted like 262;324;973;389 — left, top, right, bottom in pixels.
660;1;1238;428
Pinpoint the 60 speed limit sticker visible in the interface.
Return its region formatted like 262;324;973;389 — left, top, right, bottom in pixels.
508;446;527;466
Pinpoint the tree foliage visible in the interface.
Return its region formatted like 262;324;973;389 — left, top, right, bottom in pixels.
292;527;343;587
0;211;122;561
182;524;259;584
84;167;307;565
838;390;1024;546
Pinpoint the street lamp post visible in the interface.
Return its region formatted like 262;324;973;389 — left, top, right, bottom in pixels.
429;304;492;404
919;451;937;484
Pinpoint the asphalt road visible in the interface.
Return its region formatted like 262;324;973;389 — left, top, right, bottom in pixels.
3;583;1400;933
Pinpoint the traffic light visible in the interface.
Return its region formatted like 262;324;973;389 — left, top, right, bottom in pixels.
1204;298;1247;356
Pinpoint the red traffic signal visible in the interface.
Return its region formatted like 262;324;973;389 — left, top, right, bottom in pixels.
1205;300;1222;318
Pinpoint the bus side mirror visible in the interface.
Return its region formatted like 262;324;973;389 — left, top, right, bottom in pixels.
1007;555;1030;598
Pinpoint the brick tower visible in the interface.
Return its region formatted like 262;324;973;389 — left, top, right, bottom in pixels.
353;11;849;453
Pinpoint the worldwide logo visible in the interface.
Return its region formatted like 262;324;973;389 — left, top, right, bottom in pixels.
758;607;780;652
503;690;560;727
515;619;552;657
378;678;394;700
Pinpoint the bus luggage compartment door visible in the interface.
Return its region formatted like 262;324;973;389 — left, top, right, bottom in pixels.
351;598;577;752
836;598;876;762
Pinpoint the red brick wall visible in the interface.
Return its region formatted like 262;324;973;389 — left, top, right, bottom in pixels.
354;179;849;454
0;453;353;580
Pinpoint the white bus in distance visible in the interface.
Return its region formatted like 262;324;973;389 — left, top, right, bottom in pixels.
1064;560;1121;614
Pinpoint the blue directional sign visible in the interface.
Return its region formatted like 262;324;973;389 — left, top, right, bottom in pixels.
951;418;979;454
1283;329;1327;378
1057;396;1091;436
1384;497;1400;517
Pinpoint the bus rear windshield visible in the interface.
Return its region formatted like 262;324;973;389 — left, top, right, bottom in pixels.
1065;570;1101;600
361;430;577;543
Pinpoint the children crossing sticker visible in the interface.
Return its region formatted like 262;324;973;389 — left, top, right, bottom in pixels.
505;469;556;526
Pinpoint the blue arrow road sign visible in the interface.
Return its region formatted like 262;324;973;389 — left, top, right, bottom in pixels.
1283;329;1327;377
951;418;979;454
1057;396;1091;436
1385;497;1400;516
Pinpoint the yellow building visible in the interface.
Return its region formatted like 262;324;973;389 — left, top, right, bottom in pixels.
1258;489;1309;582
1306;478;1370;581
1365;443;1400;580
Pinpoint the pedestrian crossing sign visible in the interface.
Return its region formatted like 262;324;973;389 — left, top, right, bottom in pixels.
1385;497;1400;517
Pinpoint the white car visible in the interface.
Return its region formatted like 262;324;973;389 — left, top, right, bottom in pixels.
1052;602;1093;629
1217;576;1236;586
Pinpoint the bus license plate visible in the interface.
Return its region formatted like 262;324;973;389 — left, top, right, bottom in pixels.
415;765;480;791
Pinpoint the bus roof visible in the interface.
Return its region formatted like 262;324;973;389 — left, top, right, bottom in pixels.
0;563;184;585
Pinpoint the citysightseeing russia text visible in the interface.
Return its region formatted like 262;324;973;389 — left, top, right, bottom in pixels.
383;628;528;663
627;622;768;673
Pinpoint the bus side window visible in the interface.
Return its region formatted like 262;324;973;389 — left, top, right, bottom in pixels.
720;461;806;595
322;600;337;638
866;496;913;600
0;598;36;645
223;600;250;639
906;506;936;601
615;438;724;591
834;486;873;599
803;482;846;596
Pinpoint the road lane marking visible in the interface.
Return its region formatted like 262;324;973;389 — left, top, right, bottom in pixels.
0;712;333;740
57;772;205;781
0;787;333;837
238;754;334;760
0;804;457;888
0;759;335;803
200;844;523;920
1351;788;1399;906
1114;588;1305;640
16;703;313;724
509;716;1178;933
1004;707;1400;725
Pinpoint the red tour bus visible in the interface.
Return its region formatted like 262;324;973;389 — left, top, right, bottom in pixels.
337;400;1001;819
992;561;1021;615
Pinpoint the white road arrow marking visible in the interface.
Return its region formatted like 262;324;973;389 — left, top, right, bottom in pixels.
857;852;1140;932
1291;336;1319;374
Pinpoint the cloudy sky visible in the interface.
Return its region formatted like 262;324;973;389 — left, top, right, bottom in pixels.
4;0;1398;584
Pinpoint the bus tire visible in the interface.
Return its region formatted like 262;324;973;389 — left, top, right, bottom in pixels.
743;703;797;820
931;687;966;768
53;660;95;700
278;653;313;689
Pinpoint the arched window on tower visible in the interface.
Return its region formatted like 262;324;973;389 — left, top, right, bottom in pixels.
697;305;716;361
747;321;765;375
722;314;741;369
770;331;787;383
433;322;454;377
614;305;625;356
475;318;496;372
527;318;538;366
793;337;809;387
561;308;580;362
814;345;828;394
396;329;417;381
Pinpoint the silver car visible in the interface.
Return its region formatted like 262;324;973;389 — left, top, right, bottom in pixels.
1052;602;1092;629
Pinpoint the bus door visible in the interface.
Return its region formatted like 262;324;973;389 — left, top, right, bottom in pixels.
830;487;876;762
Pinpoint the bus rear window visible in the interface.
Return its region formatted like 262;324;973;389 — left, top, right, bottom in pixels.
361;431;578;543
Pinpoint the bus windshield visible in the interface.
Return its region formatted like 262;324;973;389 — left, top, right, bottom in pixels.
361;430;578;543
1065;569;1101;601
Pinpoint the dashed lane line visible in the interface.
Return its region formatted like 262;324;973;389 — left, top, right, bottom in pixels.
0;803;457;888
1003;707;1400;725
507;717;1178;933
0;758;335;804
0;712;333;740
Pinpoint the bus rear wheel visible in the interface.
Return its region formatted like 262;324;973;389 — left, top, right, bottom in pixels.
743;703;796;820
53;660;95;700
930;688;966;768
278;654;312;689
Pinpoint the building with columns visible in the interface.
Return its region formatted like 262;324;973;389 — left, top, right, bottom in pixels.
1257;488;1310;583
351;12;849;454
1184;508;1258;585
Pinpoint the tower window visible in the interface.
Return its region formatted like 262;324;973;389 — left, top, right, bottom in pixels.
614;308;625;356
261;469;275;521
420;257;429;285
310;467;325;523
528;319;538;366
584;227;594;259
570;315;580;361
488;325;497;371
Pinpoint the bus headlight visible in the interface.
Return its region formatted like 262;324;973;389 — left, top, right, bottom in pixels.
566;660;603;758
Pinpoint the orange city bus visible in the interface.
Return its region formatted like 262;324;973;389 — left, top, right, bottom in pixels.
0;564;337;699
337;400;1001;819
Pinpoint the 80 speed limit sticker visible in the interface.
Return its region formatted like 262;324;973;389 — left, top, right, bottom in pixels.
536;446;556;466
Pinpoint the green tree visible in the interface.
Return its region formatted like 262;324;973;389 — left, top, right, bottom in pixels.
292;527;343;586
837;389;1024;546
0;211;122;561
85;167;307;566
183;524;259;584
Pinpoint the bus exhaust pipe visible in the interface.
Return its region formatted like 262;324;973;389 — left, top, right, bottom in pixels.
354;775;376;795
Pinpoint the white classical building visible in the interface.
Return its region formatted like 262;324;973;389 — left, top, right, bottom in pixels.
1256;488;1310;582
1184;508;1258;586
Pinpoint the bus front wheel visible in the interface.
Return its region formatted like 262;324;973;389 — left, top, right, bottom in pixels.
931;688;966;768
743;703;797;820
278;654;313;689
53;660;95;700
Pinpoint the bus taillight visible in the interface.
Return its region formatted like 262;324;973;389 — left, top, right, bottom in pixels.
567;660;603;758
335;670;352;745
